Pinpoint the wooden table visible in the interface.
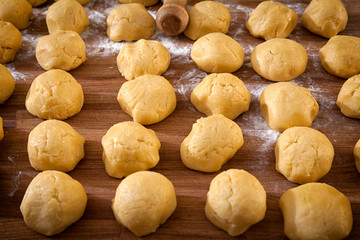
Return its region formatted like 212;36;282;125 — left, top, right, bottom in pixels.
1;0;360;239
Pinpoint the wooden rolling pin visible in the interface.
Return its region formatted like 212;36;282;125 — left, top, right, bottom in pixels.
156;0;189;36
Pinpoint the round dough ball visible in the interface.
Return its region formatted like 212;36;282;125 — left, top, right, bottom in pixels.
55;0;90;4
190;73;250;120
117;0;158;7
251;38;308;81
337;74;360;118
279;183;353;240
117;74;176;125
180;114;243;172
319;35;360;79
0;116;3;141
206;169;266;236
25;69;84;120
301;0;348;38
0;63;15;104
20;170;87;236
27;0;48;7
46;0;89;35
0;0;33;30
106;3;155;42
354;139;360;174
246;1;297;40
275;127;334;184
28;120;85;172
0;21;22;64
184;1;231;41
112;171;176;237
101;121;161;178
260;82;319;132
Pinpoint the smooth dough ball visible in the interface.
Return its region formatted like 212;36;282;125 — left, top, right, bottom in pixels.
354;139;360;174
0;21;22;64
319;35;360;79
246;1;297;40
28;120;85;172
337;74;360;118
46;0;89;34
55;0;91;4
180;114;243;172
117;0;158;7
117;39;171;80
260;82;319;132
112;171;176;237
251;38;308;81
184;1;231;41
0;116;3;141
0;63;15;104
20;170;87;236
191;32;244;73
36;30;86;71
275;127;334;184
0;0;33;30
101;121;161;178
27;0;48;7
279;183;353;240
25;69;84;120
206;169;266;236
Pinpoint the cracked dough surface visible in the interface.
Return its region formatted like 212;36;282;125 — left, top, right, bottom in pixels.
0;21;22;64
117;0;158;7
354;139;360;174
337;74;360;119
0;0;33;30
0;63;15;104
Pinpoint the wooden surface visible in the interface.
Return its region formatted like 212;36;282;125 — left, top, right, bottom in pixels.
1;0;360;239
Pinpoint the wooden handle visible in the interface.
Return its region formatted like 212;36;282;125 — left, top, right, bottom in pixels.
156;0;189;36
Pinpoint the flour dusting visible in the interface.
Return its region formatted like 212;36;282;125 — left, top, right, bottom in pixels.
173;68;206;101
8;171;22;197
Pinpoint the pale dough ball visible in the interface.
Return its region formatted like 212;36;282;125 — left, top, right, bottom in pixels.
275;127;334;184
206;169;266;236
27;0;48;7
101;121;161;178
260;82;319;132
246;1;297;40
20;170;87;236
337;74;360;118
251;38;308;81
301;0;348;38
112;171;176;237
25;69;84;120
184;1;231;41
106;3;155;42
55;0;91;5
0;21;22;64
191;73;250;120
180;114;243;172
117;0;158;7
28;120;85;172
0;0;33;30
117;74;176;125
319;35;360;79
191;32;244;73
279;182;353;240
0;63;15;104
0;116;3;141
354;139;360;174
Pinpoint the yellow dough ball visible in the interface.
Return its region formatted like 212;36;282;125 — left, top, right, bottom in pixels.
117;0;158;7
55;0;91;4
337;74;360;118
354;139;360;174
0;116;3;141
0;63;15;104
0;0;33;30
27;0;48;7
0;21;22;64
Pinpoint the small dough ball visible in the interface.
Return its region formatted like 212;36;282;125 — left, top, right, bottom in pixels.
354;139;360;174
25;69;84;120
275;127;334;184
0;21;22;64
191;33;244;73
20;170;87;236
260;82;319;132
337;74;360;118
191;73;250;120
28;120;85;172
279;183;353;240
112;171;176;237
251;38;308;81
0;63;15;104
117;39;170;80
184;1;231;40
246;1;297;40
206;169;266;236
36;30;86;71
0;116;3;141
46;0;89;34
301;0;348;38
106;3;155;42
55;0;90;4
319;35;360;79
0;0;33;30
27;0;48;7
102;121;161;178
117;0;158;7
181;114;243;172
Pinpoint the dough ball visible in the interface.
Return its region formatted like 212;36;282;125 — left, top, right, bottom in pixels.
112;171;176;237
20;170;87;236
251;38;308;81
354;139;360;174
0;0;33;30
101;121;161;178
279;183;353;240
106;3;155;42
301;0;348;38
184;1;231;40
337;74;360;118
25;69;84;120
260;82;319;132
46;0;89;35
36;30;86;71
191;32;244;73
27;0;48;7
205;169;266;236
117;0;158;7
0;116;3;141
190;73;250;120
28;120;85;172
55;0;90;4
0;63;15;104
319;35;360;79
0;21;22;64
275;127;334;184
246;1;297;40
180;114;243;172
117;74;176;125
